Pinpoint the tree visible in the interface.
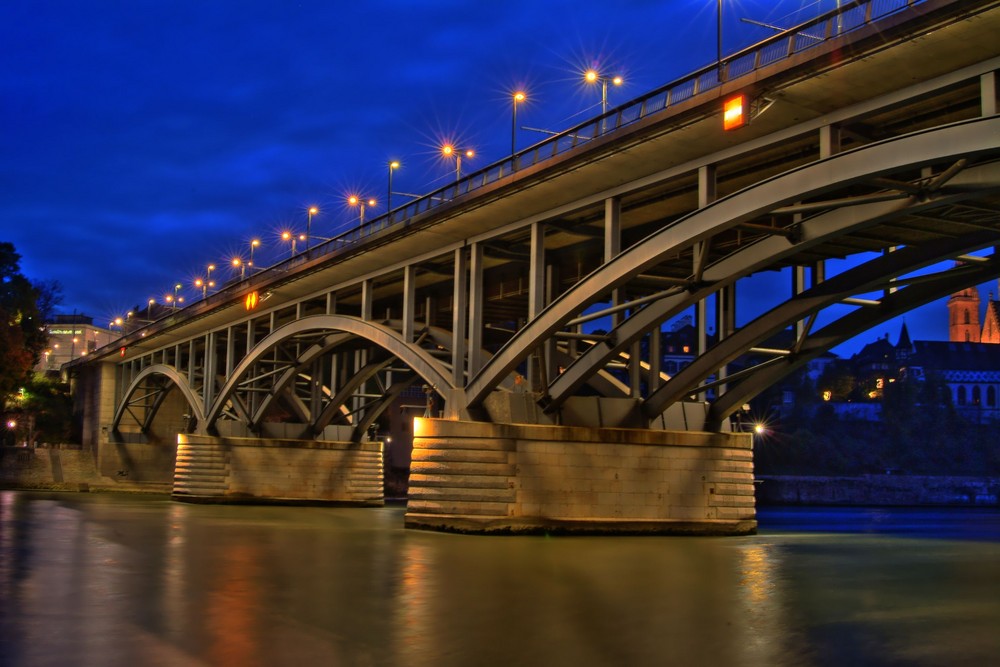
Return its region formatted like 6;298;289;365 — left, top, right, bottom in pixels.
1;242;60;400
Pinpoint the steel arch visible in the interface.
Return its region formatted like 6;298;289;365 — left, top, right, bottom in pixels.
646;229;1000;419
111;364;205;433
706;253;1000;429
204;315;455;433
464;116;1000;410
549;162;1000;414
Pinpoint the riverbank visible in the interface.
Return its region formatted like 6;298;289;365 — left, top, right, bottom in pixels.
0;445;170;494
757;474;1000;507
6;446;999;507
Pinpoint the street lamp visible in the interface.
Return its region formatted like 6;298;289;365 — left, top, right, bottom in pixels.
306;206;318;250
348;195;376;225
281;230;305;256
388;161;400;214
442;144;474;181
172;283;182;309
195;277;206;299
147;298;155;320
584;69;623;116
717;0;723;79
512;91;526;157
232;256;245;280
249;239;260;270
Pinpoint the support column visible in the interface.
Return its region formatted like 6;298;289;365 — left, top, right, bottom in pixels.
361;279;374;321
983;71;997;117
697;165;717;397
529;222;546;391
650;328;662;390
468;243;485;377
793;266;807;341
204;332;217;416
402;264;416;343
820;124;841;159
452;247;469;387
604;197;622;326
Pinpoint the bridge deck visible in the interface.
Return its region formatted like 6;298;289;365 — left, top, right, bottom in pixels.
93;0;999;359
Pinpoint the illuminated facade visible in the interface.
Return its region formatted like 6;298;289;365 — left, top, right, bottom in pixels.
36;314;116;372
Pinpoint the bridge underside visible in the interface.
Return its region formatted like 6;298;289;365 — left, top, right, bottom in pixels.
70;1;1000;533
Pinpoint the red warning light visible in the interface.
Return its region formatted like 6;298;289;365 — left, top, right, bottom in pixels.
723;94;748;131
119;346;127;358
244;291;259;311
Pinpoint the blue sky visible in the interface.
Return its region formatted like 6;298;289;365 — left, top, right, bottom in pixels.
0;0;968;356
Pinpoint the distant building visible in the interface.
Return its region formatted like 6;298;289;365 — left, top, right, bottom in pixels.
36;314;116;373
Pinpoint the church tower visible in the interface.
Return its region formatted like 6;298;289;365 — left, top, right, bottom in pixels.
948;285;981;342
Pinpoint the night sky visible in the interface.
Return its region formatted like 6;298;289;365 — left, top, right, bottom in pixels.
1;1;971;356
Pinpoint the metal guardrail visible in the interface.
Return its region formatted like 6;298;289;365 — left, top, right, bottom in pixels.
133;0;929;337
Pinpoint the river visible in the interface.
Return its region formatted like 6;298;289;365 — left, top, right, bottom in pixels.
1;491;998;666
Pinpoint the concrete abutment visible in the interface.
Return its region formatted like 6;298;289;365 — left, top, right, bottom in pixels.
173;434;384;505
405;418;757;535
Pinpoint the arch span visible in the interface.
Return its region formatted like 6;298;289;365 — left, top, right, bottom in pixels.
204;315;456;434
464;116;1000;412
111;364;205;434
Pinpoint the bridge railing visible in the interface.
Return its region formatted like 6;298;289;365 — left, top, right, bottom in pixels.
148;0;931;327
312;0;925;253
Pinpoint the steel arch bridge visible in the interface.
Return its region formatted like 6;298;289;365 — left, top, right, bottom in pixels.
108;115;1000;442
79;0;1000;449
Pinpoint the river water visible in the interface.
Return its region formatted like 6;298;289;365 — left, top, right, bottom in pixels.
1;491;998;667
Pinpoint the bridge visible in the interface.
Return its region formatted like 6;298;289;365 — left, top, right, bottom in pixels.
68;0;1000;534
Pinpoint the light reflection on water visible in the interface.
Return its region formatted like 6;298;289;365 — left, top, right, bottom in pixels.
1;491;998;667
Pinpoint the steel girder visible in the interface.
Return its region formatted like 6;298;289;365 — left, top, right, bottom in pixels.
203;315;455;434
462;116;1000;413
548;162;1000;415
647;229;1000;419
111;364;205;433
705;252;1000;429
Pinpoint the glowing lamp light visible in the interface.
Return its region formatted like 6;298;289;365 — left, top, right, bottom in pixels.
723;94;748;131
245;291;260;311
753;423;766;435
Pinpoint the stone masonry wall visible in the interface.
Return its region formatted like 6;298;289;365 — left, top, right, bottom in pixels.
406;419;756;535
175;435;383;505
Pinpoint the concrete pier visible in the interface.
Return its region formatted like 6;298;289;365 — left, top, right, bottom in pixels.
405;419;756;535
173;434;383;505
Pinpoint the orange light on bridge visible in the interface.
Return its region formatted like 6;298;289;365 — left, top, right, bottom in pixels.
723;94;748;131
245;291;259;311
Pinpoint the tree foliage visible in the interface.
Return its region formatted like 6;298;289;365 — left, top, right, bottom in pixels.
1;242;59;399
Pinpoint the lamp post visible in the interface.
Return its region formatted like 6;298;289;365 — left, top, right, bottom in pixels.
584;69;623;116
512;91;526;158
306;206;318;250
249;239;260;270
388;161;400;214
442;144;474;181
195;278;206;299
281;231;304;256
147;298;155;320
206;264;215;289
717;0;723;79
232;257;245;280
348;195;376;225
172;283;182;309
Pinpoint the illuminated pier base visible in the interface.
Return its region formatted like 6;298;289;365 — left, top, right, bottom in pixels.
172;434;383;505
405;419;756;535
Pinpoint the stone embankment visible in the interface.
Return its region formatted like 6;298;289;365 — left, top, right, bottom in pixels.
0;445;169;494
757;475;1000;506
